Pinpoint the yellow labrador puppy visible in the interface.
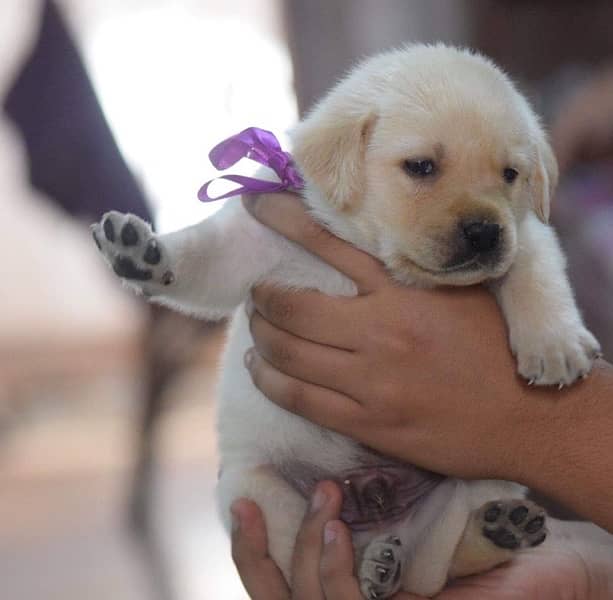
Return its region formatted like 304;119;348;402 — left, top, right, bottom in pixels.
92;44;600;598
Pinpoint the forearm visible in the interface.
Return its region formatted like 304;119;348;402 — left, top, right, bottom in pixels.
511;360;613;532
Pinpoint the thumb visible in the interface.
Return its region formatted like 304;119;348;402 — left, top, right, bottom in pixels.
319;520;363;598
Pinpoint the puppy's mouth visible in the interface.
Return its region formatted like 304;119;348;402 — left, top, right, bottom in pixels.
425;255;482;274
388;250;509;285
394;252;482;276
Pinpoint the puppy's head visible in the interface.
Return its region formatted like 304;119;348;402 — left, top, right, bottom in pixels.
292;45;558;286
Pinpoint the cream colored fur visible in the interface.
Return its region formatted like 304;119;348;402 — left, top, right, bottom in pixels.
93;44;600;597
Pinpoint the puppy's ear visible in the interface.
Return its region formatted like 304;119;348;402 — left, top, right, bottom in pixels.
531;134;558;224
292;108;376;211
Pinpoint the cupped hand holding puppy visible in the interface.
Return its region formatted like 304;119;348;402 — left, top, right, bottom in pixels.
231;481;609;600
242;192;613;533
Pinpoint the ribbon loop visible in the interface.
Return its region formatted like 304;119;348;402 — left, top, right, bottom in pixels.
198;127;304;202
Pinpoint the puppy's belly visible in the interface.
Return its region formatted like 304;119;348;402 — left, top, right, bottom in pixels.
278;460;443;531
220;312;445;532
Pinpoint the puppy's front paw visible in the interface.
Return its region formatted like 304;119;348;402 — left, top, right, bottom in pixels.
358;535;404;600
91;211;174;293
512;324;601;387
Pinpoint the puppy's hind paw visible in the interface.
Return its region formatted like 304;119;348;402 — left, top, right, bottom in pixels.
479;499;547;551
358;535;404;599
91;211;174;293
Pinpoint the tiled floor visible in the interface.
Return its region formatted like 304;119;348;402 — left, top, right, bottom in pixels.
0;357;248;600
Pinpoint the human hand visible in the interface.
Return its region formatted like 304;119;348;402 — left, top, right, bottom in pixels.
408;521;610;599
241;192;554;483
230;480;396;599
231;481;611;599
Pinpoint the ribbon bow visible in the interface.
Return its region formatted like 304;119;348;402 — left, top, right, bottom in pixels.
198;127;304;202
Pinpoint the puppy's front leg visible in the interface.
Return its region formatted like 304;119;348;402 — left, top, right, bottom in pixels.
495;213;600;387
92;201;282;319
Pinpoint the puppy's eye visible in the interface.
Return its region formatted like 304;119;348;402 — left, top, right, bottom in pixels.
503;167;519;184
404;159;436;178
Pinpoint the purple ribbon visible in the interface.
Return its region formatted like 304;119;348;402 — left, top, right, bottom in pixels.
198;127;304;202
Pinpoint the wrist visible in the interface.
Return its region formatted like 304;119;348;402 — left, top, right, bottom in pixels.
484;375;549;484
509;361;613;530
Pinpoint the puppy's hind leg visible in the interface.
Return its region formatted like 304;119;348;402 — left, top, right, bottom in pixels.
399;479;526;595
400;480;473;597
358;479;471;598
358;532;405;600
449;498;548;578
217;465;308;581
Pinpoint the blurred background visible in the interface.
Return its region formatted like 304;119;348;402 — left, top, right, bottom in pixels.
1;1;612;599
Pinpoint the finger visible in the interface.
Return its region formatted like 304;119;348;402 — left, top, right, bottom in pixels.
319;520;363;598
231;499;290;600
244;349;364;432
243;193;387;292
292;481;345;600
250;312;361;394
251;284;362;350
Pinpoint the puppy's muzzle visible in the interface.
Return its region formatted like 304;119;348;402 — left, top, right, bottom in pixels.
462;221;501;253
443;219;505;271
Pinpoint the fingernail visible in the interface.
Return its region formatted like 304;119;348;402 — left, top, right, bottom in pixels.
324;521;338;545
244;348;254;370
310;485;328;513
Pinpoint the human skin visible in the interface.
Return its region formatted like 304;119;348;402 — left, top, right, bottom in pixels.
231;481;613;599
240;192;613;534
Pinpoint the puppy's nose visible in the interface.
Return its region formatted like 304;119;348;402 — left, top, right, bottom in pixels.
463;222;501;252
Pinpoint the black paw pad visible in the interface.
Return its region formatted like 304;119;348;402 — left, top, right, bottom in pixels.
525;516;545;534
530;531;547;547
144;240;161;265
509;505;529;525
483;527;520;550
121;223;139;246
103;218;115;242
113;256;153;281
484;504;502;523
